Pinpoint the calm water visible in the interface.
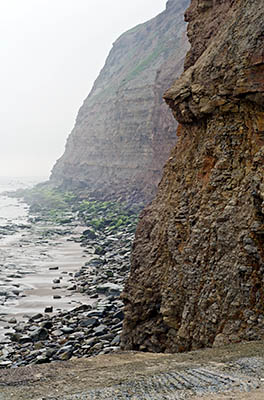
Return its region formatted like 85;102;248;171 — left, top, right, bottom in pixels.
0;176;46;226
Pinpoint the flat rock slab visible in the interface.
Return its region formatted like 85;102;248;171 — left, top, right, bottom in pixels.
1;342;264;399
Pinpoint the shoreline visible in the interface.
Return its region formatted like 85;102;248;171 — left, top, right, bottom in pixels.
0;221;91;315
0;217;93;344
0;189;139;367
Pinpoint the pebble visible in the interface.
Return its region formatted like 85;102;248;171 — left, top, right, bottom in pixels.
0;200;140;368
0;296;124;367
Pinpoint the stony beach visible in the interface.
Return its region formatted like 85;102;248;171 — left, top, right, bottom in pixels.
1;193;264;400
0;221;90;323
0;185;139;368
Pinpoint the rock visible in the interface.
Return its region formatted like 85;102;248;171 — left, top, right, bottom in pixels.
56;345;73;357
34;342;45;350
67;284;77;291
113;310;124;321
8;318;17;324
6;274;22;279
84;338;97;347
30;313;43;321
49;0;189;204
30;328;49;342
61;326;74;334
94;246;106;256
68;332;85;340
52;329;64;337
96;283;122;297
18;335;32;345
122;0;264;353
58;350;72;361
79;318;98;328
34;354;50;364
41;320;53;329
9;333;23;343
112;321;123;331
213;334;230;348
86;310;105;318
82;229;97;240
90;343;103;352
44;306;53;313
93;325;108;337
88;258;104;267
111;335;121;346
72;304;91;313
0;360;12;368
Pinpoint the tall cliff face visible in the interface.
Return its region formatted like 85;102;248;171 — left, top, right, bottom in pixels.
50;0;189;203
122;0;264;352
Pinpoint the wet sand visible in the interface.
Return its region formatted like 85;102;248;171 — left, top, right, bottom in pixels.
0;219;93;340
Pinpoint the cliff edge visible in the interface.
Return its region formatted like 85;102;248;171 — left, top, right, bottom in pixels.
122;0;264;352
50;0;189;204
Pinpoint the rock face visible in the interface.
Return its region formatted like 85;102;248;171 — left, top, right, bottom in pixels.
122;0;264;352
50;0;189;204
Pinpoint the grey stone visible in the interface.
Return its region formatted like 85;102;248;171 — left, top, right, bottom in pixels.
18;335;32;344
96;283;123;296
30;327;49;342
61;326;74;334
93;325;108;336
30;313;43;321
79;318;98;328
111;335;121;346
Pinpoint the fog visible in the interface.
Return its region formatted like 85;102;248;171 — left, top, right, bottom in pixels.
0;0;166;178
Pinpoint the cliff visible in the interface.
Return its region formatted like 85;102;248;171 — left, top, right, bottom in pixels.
50;0;189;204
122;0;264;352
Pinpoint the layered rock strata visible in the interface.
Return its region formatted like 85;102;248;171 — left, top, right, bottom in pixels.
122;0;264;352
50;0;189;204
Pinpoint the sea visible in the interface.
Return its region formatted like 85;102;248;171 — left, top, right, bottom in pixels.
0;176;44;227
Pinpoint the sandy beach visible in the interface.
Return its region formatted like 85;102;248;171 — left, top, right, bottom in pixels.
0;184;92;341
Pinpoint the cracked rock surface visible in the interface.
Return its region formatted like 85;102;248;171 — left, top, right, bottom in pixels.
122;0;264;353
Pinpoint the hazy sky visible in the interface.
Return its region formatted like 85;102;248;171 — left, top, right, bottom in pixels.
0;0;167;178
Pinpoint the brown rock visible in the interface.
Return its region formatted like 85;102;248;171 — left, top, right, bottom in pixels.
122;0;264;352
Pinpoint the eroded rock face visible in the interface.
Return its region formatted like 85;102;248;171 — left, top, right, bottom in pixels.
50;0;189;204
121;0;264;352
